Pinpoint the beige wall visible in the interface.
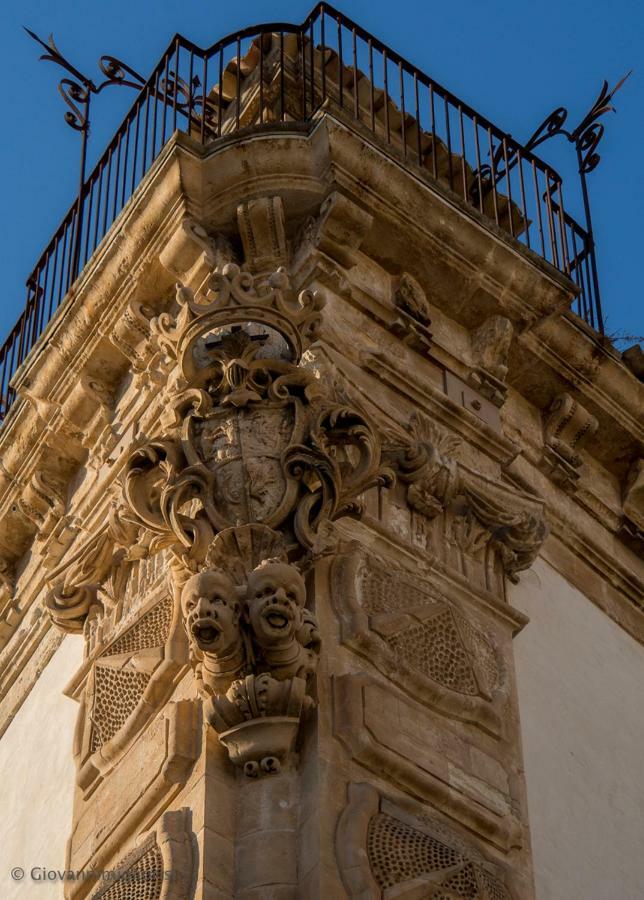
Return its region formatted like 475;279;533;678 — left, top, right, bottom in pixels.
511;556;644;900
0;635;83;899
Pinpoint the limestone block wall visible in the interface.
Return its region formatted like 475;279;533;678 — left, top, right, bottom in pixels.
0;636;83;899
512;557;644;900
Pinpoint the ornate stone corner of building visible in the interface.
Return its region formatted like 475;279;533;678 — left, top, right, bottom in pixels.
468;315;513;408
336;782;515;900
101;218;400;775
541;391;598;491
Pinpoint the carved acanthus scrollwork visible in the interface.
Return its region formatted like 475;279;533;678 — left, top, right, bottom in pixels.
387;413;547;581
45;503;144;633
122;261;394;560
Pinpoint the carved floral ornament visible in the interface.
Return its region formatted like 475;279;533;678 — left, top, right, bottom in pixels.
42;217;548;775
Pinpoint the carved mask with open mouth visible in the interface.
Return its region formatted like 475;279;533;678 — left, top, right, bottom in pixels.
181;569;241;657
245;561;306;650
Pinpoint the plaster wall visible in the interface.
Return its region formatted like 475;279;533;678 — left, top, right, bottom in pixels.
511;556;644;900
0;635;83;899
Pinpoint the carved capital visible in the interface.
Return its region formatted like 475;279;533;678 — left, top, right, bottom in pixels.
388;413;547;582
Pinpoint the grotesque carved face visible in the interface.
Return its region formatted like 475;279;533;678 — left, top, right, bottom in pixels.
181;569;241;656
245;561;306;649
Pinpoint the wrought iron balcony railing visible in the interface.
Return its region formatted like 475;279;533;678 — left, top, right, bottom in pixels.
3;3;616;422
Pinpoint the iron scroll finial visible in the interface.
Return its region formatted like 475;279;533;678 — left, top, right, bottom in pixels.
24;27;146;133
525;72;632;174
24;27;147;282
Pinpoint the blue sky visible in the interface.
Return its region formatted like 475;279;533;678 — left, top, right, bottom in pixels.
1;0;641;345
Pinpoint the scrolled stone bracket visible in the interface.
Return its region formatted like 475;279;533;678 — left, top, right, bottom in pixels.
386;412;548;583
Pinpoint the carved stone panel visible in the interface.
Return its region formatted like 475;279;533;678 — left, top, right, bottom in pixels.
88;808;194;900
75;593;188;795
331;544;506;735
333;673;521;851
336;783;515;899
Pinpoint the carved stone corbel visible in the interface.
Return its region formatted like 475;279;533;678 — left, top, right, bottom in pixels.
296;191;374;270
108;296;156;371
468;314;513;407
178;524;320;776
0;559;18;646
388;413;547;582
391;272;433;353
237;195;289;274
60;373;115;448
541;391;598;491
17;471;65;537
158;218;233;288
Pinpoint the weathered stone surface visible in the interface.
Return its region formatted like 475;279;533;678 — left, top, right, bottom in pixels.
0;37;641;900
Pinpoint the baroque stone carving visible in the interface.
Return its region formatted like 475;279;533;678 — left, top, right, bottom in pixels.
179;523;320;776
389;413;547;582
330;544;504;735
122;259;393;558
237;196;288;274
45;504;143;633
542;391;598;491
89;808;193;900
391;272;433;352
75;592;188;794
336;782;514;899
468;315;513;408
